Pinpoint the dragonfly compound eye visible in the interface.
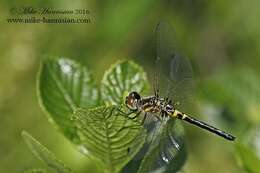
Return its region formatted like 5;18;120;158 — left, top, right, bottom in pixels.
125;92;141;110
130;91;141;100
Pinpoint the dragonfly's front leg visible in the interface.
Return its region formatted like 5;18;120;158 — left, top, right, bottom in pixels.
117;107;136;115
117;107;142;122
116;111;147;133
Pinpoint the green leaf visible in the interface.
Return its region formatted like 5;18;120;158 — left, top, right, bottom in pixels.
101;60;149;105
37;57;99;143
72;105;146;173
22;131;74;173
235;143;260;173
136;119;187;173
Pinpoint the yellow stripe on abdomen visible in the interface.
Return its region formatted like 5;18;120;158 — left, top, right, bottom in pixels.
170;109;187;120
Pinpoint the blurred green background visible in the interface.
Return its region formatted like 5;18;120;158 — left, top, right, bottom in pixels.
1;0;260;172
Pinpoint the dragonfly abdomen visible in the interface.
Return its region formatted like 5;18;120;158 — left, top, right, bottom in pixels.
135;95;235;141
170;109;235;141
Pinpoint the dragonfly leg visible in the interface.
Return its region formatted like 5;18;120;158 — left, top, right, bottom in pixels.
117;111;143;132
117;107;142;122
128;111;141;120
117;125;141;132
117;107;137;116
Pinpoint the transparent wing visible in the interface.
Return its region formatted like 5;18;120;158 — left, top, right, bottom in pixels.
168;54;194;109
153;21;176;98
122;117;186;173
156;22;195;109
156;21;176;62
146;118;187;172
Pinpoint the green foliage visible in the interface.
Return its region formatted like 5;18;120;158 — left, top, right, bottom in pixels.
72;106;146;173
23;57;187;173
101;61;148;105
235;143;260;173
22;131;74;173
1;0;259;172
38;57;99;144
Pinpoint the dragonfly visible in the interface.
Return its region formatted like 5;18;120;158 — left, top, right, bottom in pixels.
125;22;236;142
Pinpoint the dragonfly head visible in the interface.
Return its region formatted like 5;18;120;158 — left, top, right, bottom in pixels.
125;91;141;110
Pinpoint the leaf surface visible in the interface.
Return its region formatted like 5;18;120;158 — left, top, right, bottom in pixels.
72;105;146;173
101;61;149;105
22;131;73;173
38;57;99;143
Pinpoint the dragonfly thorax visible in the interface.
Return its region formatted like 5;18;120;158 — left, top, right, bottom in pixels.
126;91;175;116
140;97;175;116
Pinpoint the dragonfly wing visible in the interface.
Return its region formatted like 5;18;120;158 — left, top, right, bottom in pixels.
159;118;187;171
154;21;176;97
156;21;176;61
122;116;186;173
168;54;195;109
156;22;195;109
140;118;187;172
